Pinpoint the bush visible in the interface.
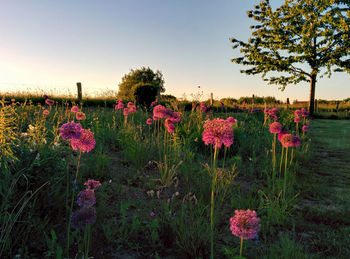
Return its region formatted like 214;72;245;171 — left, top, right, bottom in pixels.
133;83;158;110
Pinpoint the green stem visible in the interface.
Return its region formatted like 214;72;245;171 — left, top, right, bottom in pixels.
240;237;243;257
279;147;284;175
283;147;288;200
210;145;218;259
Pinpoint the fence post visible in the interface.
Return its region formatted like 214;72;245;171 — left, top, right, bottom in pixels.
252;94;255;110
336;100;340;113
77;82;82;103
210;93;213;106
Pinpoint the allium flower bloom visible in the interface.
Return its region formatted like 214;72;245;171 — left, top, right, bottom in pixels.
127;102;134;108
226;117;236;125
70;129;96;153
199;103;207;113
71;106;80;113
170;112;181;122
43;109;50;116
129;105;137;113
302;125;310;132
264;108;270;114
278;130;288;142
153;115;159;121
123;108;130;116
76;112;85;120
301;110;309;117
45;99;55;106
165;118;175;133
202;118;234;149
146;118;153;125
70;207;96;229
76;189;96;207
294;117;301;123
229;209;261;240
269;107;278;115
60;122;83;140
280;133;294;147
294;109;302;116
269;122;282;134
84;179;102;191
292;135;301;147
116;101;124;109
153;105;166;119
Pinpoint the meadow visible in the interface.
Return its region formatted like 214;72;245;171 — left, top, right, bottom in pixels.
1;94;349;258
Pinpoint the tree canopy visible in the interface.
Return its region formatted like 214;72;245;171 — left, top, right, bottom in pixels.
231;0;350;115
117;67;165;101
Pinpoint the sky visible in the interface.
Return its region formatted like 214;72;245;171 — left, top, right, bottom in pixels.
0;0;349;101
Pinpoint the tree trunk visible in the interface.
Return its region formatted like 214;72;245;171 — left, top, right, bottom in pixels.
308;73;316;116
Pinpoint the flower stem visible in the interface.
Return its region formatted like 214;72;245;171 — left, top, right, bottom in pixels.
210;145;218;259
240;237;243;257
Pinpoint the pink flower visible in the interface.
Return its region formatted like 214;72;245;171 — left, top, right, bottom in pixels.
123;108;129;116
270;115;278;121
269;122;282;134
278;130;288;142
202;118;234;149
226;117;236;125
280;133;293;148
301;110;309;117
127;102;134;108
153;115;159;121
230;209;261;240
43;109;50;116
153;105;167;119
294;117;301;123
45;99;55;106
129;105;137;113
84;179;102;191
71;106;80;113
150;211;155;217
150;101;157;107
302;125;310;132
60;121;83;140
116;102;124;109
170;112;181;122
292;135;301;147
146;118;153;125
294;109;301;116
269;107;278;115
76;112;85;120
77;189;96;207
70;129;96;153
11;98;15;102
165;118;175;133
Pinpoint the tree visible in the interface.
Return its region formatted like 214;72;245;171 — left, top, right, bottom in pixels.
118;67;165;101
133;83;158;109
231;0;350;115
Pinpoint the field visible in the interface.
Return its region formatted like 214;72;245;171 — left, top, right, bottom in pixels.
1;96;350;258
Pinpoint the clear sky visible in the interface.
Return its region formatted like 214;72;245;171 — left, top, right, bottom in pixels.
0;0;349;101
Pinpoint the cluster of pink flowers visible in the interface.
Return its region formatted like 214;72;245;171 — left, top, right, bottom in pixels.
152;104;181;133
197;103;209;113
122;101;137;116
230;209;261;240
115;99;125;110
264;107;278;121
202;118;234;149
269;122;282;134
60;122;95;153
71;105;80;113
294;108;310;132
71;179;101;229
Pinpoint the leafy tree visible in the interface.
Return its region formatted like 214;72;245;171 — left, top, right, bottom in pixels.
118;67;165;101
231;0;350;115
133;83;158;109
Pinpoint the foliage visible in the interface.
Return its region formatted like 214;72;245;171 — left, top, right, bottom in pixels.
231;0;350;115
133;83;158;109
117;67;165;101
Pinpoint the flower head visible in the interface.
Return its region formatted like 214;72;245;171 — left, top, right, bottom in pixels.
60;122;83;140
230;209;261;240
302;125;309;132
301;110;309;117
76;112;85;120
45;99;55;106
226;117;236;125
123;108;129;116
269;107;278;115
294;117;301;123
76;189;96;207
43;109;50;116
70;129;96;153
165;118;175;133
146;118;153;125
280;133;293;148
153;105;166;119
70;207;96;229
294;109;301;116
170;112;181;122
84;179;102;191
71;106;80;113
292;135;301;147
278;130;288;142
269;122;282;134
202;118;234;149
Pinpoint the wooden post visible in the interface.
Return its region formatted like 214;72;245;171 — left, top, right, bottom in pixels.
286;98;290;109
210;93;213;106
77;82;82;103
336;100;340;113
252;94;255;110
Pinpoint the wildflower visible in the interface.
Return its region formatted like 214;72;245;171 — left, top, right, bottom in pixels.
291;135;301;147
226;117;236;125
294;109;302;116
153;105;166;119
146;118;153;125
165;118;175;133
84;179;102;191
71;106;80;113
302;125;310;132
202;118;234;149
170;112;181;122
123;108;129;116
127;102;134;108
278;130;288;142
43;109;50;116
269;107;278;115
301;110;309;117
229;209;261;240
280;133;293;147
129;105;137;113
70;207;96;229
60;122;83;140
150;211;155;217
76;189;96;207
45;99;55;106
294;117;301;123
76;112;85;120
70;129;96;153
269;122;282;134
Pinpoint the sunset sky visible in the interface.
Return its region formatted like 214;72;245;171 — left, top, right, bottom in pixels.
1;0;349;101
